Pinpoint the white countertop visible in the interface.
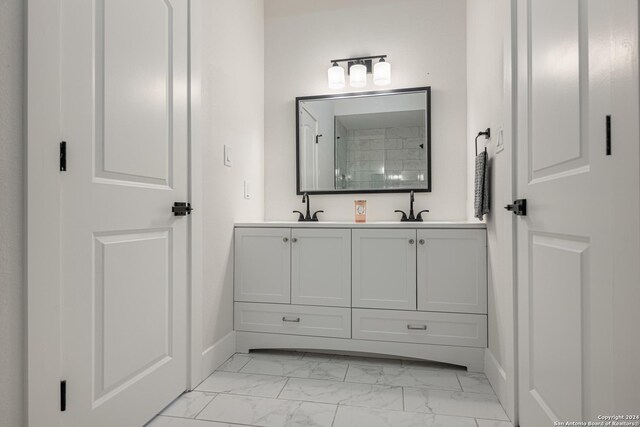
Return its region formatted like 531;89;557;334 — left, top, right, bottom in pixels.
235;221;486;229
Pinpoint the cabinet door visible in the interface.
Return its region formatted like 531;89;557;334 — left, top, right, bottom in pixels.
234;228;291;303
352;229;417;310
291;228;351;307
417;229;487;314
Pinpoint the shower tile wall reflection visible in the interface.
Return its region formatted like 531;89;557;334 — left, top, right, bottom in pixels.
339;126;427;190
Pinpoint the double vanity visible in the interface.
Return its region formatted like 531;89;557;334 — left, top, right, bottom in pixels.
233;221;487;372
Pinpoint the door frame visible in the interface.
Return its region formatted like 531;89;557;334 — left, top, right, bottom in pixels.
25;0;204;425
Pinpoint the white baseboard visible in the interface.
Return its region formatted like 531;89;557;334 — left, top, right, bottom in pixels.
198;331;236;385
484;348;514;422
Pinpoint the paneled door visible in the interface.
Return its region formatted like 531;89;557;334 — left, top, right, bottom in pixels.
352;229;417;310
299;107;319;190
291;228;351;307
60;1;189;426
516;0;614;424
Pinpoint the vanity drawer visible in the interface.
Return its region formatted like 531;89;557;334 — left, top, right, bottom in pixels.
234;302;351;338
352;309;486;348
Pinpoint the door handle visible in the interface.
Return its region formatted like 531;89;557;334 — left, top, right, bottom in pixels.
504;199;527;216
407;324;427;330
282;316;301;323
172;202;193;216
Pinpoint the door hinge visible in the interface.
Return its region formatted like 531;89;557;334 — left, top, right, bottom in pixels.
606;115;612;156
60;141;67;171
60;380;66;412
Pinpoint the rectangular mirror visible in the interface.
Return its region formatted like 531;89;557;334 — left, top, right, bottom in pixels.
296;87;431;194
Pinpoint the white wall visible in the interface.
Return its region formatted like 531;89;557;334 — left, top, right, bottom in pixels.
466;0;516;421
265;0;467;221
0;0;25;425
199;0;265;369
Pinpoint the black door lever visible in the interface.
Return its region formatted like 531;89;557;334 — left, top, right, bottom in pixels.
504;199;526;216
172;202;193;216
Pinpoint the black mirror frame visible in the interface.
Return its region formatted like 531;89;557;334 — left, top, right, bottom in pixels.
295;86;431;195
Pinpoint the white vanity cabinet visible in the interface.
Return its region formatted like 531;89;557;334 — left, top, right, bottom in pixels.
352;229;417;310
233;222;488;372
417;229;487;314
234;227;291;303
291;228;351;307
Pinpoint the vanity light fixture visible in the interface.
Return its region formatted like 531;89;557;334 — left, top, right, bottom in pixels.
327;62;345;89
373;57;391;86
327;55;390;89
349;62;367;87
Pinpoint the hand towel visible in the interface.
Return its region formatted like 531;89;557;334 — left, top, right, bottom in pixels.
474;150;490;220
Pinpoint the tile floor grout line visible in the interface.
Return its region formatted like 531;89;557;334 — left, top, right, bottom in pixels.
191;392;220;420
329;403;339;427
456;371;465;392
275;376;290;399
157;414;260;427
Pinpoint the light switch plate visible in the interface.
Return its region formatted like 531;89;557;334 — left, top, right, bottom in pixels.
224;145;232;167
244;180;251;199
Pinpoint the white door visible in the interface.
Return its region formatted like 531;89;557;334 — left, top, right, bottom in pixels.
517;0;614;424
291;228;351;307
234;228;291;304
352;229;417;310
416;229;487;314
300;107;319;190
60;1;189;426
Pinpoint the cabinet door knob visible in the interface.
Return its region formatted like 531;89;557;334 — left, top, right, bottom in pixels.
282;316;300;323
283;237;289;243
292;237;298;243
407;324;427;330
419;239;425;245
409;239;415;245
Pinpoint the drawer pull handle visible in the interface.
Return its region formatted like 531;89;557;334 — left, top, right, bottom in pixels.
419;239;425;245
407;324;427;330
282;316;301;323
283;237;289;243
409;239;415;245
292;237;298;243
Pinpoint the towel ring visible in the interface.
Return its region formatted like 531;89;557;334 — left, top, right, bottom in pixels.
475;128;491;156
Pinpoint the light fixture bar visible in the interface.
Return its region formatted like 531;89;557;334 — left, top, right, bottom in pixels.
329;55;387;64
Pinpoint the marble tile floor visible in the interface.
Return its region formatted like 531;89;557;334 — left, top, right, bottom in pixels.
146;350;513;427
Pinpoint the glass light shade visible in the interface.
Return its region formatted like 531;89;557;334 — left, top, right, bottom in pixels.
373;60;391;86
349;63;367;87
327;64;345;89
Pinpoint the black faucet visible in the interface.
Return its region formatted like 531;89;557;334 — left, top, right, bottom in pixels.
293;192;324;222
395;191;429;222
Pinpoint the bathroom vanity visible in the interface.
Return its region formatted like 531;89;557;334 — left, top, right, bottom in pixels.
233;222;487;371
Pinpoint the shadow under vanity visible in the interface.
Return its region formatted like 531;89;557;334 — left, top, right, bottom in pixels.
233;222;487;372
